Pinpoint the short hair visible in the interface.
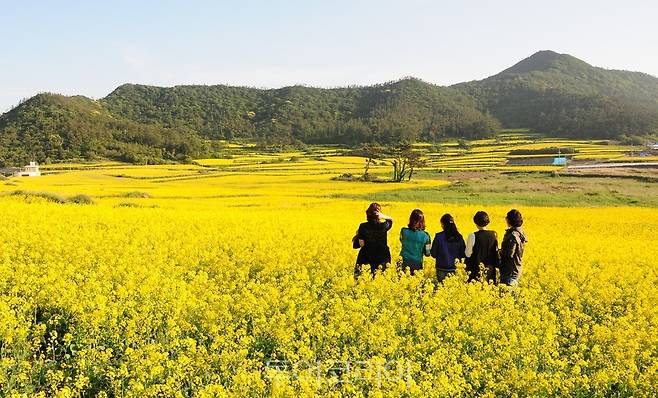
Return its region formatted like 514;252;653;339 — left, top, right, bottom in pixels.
506;209;523;228
473;211;490;227
366;202;382;221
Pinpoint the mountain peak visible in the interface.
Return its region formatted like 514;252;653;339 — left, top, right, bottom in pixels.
498;50;591;76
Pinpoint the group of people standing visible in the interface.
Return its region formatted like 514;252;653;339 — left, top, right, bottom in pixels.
352;203;528;286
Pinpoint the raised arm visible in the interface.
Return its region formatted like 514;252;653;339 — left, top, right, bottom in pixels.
377;211;393;231
377;211;392;221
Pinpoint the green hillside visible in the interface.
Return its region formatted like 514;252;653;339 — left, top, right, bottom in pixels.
0;94;205;166
456;50;658;138
1;50;657;166
101;78;499;143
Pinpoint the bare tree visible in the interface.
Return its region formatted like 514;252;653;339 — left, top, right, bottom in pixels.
361;143;383;180
389;144;426;182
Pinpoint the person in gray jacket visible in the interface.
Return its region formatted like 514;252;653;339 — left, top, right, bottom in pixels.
500;209;528;286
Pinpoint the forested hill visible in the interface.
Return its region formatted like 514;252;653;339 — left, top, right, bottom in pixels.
0;94;204;166
1;50;658;166
0;79;499;165
101;78;498;143
455;50;658;138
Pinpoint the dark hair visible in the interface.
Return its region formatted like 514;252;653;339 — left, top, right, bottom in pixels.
366;202;382;222
506;209;523;228
440;213;462;241
473;211;490;227
408;209;426;231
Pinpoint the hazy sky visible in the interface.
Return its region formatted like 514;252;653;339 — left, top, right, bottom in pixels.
1;0;657;112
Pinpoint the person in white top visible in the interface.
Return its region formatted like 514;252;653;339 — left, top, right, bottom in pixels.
464;211;500;283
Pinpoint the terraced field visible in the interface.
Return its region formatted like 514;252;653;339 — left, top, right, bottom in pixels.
188;133;656;175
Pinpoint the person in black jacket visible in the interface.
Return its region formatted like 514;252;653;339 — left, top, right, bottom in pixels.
465;211;499;283
500;209;528;286
353;203;393;277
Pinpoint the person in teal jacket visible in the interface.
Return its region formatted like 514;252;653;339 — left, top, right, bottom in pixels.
399;209;431;275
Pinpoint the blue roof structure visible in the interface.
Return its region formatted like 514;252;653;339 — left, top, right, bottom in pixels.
553;157;567;166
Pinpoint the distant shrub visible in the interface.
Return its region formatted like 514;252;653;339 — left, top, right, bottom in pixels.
8;190;96;205
115;202;159;209
9;190;67;204
122;191;151;198
618;135;645;146
69;194;95;205
293;143;309;151
116;202;140;208
332;173;355;181
332;173;388;183
457;139;472;150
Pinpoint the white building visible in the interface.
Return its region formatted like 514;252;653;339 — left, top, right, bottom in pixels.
14;162;41;177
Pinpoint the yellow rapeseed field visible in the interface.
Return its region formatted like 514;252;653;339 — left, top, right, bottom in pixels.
0;165;657;397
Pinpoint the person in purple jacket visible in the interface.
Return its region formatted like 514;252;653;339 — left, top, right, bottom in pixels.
430;214;466;283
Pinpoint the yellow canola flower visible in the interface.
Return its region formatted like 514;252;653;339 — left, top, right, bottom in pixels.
0;166;656;396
